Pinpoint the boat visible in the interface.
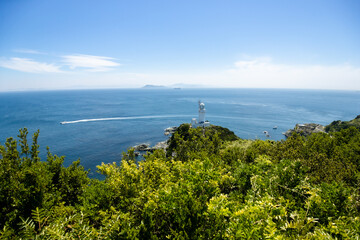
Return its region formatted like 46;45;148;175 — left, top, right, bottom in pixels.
273;126;278;129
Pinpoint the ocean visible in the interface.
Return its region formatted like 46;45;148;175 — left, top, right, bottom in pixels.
1;88;359;177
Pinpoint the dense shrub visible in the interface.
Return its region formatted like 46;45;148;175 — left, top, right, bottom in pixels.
1;126;360;239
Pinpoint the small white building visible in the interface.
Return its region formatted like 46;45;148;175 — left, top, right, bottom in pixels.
191;101;210;128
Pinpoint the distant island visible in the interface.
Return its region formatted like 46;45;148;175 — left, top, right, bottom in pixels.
142;84;167;89
141;83;205;89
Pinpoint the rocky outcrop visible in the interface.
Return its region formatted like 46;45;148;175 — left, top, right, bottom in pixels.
283;123;325;138
130;126;176;156
149;141;168;151
132;141;169;156
133;143;150;151
164;127;177;136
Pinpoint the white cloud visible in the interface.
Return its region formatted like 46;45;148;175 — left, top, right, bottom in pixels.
13;49;46;55
62;54;121;72
234;57;273;70
224;58;360;90
0;57;61;73
0;53;121;74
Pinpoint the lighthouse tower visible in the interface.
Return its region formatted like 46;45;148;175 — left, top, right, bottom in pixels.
191;101;210;128
198;101;206;124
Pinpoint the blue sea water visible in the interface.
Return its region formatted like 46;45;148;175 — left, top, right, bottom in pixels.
1;88;359;177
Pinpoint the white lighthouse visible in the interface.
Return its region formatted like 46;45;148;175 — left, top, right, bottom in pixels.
191;100;210;128
198;101;205;123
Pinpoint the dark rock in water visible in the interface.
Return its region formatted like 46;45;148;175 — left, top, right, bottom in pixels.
284;123;325;138
133;143;150;151
134;151;141;157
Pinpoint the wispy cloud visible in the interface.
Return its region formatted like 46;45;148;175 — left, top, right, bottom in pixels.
0;53;121;74
0;57;61;73
62;54;121;72
13;49;46;55
225;57;360;89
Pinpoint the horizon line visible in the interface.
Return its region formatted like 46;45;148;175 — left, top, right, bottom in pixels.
1;86;359;93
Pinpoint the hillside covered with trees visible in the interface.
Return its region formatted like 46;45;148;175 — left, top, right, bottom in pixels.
325;115;360;132
1;124;360;239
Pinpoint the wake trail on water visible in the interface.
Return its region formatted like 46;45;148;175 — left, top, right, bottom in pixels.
60;115;193;125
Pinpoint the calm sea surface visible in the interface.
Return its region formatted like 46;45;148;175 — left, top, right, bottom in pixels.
1;88;359;177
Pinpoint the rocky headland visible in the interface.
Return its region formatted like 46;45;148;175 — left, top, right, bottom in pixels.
283;123;325;137
131;124;239;156
284;115;360;138
325;115;360;132
132;141;169;156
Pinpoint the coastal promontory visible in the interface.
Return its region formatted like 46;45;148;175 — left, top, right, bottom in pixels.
284;123;325;137
284;114;360;137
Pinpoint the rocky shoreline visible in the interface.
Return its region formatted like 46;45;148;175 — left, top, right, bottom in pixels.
164;126;177;136
132;141;169;156
131;126;177;156
132;116;357;154
283;123;325;138
134;123;325;153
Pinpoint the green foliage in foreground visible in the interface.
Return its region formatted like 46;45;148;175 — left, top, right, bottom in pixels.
1;126;360;239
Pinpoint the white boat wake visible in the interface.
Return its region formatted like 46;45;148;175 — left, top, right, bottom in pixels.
60;115;192;125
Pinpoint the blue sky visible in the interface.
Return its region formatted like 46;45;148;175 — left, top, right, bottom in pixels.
0;0;359;91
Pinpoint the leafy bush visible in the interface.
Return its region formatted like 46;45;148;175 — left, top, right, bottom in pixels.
1;125;360;239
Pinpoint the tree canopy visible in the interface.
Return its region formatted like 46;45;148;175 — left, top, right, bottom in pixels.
1;125;359;239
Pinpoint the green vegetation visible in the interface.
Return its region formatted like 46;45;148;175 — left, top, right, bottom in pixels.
325;115;360;132
1;125;360;239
